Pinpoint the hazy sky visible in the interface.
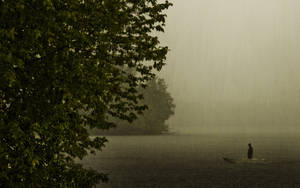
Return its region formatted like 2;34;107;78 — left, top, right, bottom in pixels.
158;0;300;134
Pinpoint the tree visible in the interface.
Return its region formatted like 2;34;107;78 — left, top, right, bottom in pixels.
92;77;175;135
140;78;175;134
0;0;172;187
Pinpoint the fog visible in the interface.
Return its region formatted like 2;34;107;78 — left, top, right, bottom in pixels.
158;0;300;134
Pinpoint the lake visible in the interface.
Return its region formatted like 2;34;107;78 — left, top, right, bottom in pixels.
82;134;300;188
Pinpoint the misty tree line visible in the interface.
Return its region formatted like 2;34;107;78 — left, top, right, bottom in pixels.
0;0;172;187
90;77;175;135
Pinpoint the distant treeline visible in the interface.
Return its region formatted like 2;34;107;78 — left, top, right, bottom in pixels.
90;78;175;135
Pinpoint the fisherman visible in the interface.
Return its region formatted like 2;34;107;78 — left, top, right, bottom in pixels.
248;143;253;159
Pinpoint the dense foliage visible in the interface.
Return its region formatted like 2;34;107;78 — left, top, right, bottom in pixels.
0;0;172;187
136;78;175;134
91;77;175;135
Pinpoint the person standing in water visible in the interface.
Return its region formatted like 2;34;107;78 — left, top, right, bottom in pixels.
248;143;253;159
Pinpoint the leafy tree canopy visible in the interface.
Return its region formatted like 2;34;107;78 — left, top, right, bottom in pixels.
0;0;172;187
93;77;175;135
139;78;175;133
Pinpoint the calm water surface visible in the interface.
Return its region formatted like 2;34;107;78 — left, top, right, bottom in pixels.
82;134;300;188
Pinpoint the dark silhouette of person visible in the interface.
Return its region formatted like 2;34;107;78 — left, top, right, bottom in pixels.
248;143;253;159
